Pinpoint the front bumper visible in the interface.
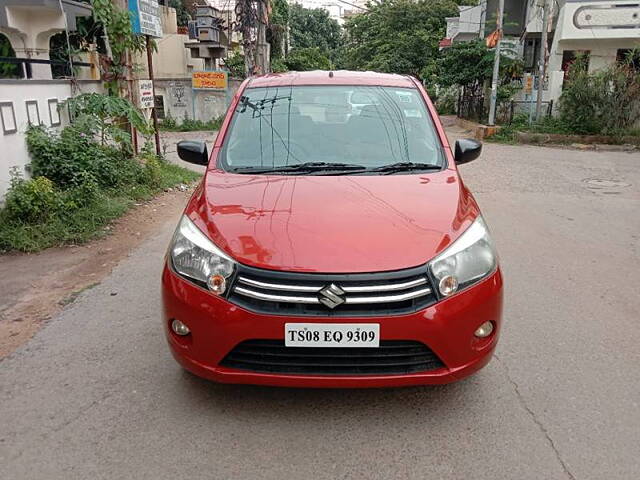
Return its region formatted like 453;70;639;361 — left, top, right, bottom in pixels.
162;265;503;388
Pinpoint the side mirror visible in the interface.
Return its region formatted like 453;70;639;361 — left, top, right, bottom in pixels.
454;139;482;165
177;140;208;166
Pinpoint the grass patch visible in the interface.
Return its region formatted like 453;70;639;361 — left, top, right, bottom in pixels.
159;115;223;132
488;116;574;144
0;162;199;253
488;114;640;144
486;125;519;144
156;161;201;189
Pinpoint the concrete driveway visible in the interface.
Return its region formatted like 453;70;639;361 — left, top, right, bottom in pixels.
1;133;639;479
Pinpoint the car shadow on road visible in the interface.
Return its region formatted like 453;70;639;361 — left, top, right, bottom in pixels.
175;367;493;421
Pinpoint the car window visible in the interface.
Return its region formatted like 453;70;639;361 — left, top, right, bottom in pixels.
220;85;443;172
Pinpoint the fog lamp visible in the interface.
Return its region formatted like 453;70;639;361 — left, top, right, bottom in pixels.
474;321;494;338
171;319;190;336
438;275;459;296
207;274;226;294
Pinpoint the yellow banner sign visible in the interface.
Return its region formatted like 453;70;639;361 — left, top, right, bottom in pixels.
192;71;228;90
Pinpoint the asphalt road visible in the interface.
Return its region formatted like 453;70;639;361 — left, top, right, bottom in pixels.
1;134;639;479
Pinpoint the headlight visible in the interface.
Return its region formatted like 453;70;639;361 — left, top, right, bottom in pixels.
170;215;236;294
428;216;497;297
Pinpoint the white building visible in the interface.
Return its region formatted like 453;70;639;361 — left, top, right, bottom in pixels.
521;0;640;110
441;1;524;58
0;1;210;201
289;0;367;26
549;1;640;73
0;0;102;200
0;0;94;80
444;4;486;45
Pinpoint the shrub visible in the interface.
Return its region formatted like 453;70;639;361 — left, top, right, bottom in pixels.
434;86;458;115
26;125;144;189
180;117;208;131
0;92;201;252
141;155;163;189
160;111;178;130
271;57;288;73
3;173;62;223
559;55;640;135
0;160;199;252
65;171;101;208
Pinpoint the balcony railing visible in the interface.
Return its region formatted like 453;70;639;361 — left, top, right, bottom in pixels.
0;56;92;80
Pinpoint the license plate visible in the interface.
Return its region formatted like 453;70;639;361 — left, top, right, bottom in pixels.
285;323;380;348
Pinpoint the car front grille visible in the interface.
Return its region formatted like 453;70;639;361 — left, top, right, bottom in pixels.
227;264;437;316
220;339;445;376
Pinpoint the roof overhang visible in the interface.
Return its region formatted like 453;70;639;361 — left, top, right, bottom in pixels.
0;0;92;31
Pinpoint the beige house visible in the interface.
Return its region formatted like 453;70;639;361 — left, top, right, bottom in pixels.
132;4;237;124
134;5;204;80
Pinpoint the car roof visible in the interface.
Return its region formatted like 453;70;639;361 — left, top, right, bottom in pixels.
246;70;417;89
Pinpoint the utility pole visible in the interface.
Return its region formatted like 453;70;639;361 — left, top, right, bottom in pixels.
487;0;504;126
535;0;551;121
235;0;269;76
236;0;255;75
256;0;270;74
145;35;161;156
128;50;138;155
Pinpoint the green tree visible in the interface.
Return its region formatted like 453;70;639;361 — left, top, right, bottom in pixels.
224;50;247;79
431;40;524;120
284;47;333;71
289;4;342;54
341;0;458;78
433;40;494;90
269;0;290;59
92;0;147;93
63;93;152;148
432;40;523;91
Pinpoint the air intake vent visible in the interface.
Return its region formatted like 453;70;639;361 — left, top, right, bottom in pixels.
220;339;446;376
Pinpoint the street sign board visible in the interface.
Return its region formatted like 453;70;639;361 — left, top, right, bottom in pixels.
192;71;228;90
129;0;162;38
138;79;154;109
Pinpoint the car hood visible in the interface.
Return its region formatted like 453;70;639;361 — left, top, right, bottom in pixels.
190;170;479;273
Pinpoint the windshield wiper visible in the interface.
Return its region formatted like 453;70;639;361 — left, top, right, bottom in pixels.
230;162;367;174
368;162;442;174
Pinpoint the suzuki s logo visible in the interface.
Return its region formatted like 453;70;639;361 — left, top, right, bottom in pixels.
318;283;346;309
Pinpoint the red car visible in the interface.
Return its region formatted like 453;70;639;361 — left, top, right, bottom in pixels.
162;71;503;388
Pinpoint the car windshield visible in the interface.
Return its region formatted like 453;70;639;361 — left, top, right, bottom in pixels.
220;85;444;174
